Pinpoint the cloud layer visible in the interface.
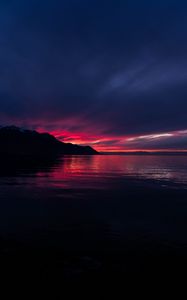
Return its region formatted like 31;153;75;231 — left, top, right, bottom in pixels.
0;0;187;150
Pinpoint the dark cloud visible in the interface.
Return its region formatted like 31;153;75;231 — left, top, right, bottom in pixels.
0;0;187;149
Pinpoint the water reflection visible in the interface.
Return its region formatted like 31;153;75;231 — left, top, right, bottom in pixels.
0;155;187;188
50;155;187;188
0;155;62;177
0;154;187;257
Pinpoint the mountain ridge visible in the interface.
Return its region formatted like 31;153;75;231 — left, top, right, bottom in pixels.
0;126;98;157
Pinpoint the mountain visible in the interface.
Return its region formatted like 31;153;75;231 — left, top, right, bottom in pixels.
0;126;98;157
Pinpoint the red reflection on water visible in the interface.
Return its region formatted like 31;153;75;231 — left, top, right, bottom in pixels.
35;155;187;189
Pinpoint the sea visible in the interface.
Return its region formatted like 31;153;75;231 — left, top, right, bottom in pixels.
0;154;187;284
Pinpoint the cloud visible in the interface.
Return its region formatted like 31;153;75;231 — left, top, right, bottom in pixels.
0;0;187;150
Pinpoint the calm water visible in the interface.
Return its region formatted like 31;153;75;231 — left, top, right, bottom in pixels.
1;155;187;188
0;155;187;253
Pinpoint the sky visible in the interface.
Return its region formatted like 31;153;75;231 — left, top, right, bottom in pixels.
0;0;187;151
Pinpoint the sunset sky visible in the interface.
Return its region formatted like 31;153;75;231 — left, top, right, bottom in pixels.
0;0;187;151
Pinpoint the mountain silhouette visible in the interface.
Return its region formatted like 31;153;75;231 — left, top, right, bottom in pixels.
0;126;98;158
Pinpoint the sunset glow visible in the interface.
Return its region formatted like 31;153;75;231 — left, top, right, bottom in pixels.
0;0;187;152
35;126;187;152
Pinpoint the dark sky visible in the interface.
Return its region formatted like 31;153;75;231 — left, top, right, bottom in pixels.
0;0;187;151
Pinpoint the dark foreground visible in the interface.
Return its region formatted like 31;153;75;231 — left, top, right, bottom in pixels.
1;184;187;294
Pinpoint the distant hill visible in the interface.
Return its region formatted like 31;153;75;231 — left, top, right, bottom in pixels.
101;151;187;155
0;126;98;157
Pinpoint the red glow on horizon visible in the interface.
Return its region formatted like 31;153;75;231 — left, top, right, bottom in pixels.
35;127;187;152
2;117;187;152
